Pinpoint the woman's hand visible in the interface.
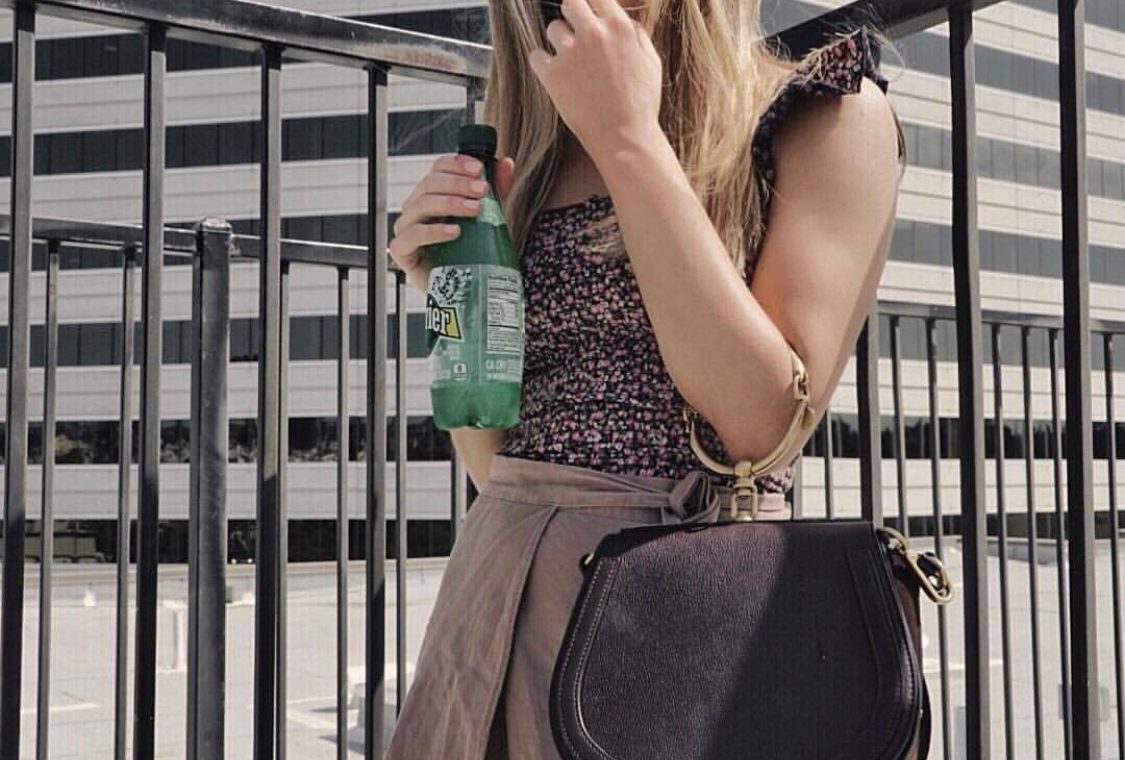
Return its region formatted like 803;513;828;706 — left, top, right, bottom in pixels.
388;152;516;293
528;0;663;161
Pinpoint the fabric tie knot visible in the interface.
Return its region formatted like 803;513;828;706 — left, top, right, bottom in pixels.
663;469;724;525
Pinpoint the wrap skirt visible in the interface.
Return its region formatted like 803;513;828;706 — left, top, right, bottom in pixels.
383;453;792;760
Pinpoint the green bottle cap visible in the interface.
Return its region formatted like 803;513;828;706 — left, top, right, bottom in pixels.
457;124;497;157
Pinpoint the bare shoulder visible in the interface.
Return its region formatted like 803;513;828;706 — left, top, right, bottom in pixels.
771;75;901;197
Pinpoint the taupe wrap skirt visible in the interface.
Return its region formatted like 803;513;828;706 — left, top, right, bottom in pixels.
384;453;792;760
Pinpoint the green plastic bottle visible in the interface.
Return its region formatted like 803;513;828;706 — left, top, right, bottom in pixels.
425;124;524;430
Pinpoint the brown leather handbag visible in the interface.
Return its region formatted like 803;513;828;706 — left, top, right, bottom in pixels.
549;346;954;760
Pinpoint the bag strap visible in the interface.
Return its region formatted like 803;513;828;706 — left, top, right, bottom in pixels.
682;344;818;521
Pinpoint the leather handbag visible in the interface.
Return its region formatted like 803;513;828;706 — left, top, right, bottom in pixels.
549;346;954;760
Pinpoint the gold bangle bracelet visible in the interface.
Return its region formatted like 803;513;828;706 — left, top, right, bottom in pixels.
682;345;817;520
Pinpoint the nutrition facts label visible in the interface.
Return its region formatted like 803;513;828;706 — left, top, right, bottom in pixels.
487;270;523;355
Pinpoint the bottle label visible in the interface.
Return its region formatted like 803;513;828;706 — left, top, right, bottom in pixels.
427;264;524;385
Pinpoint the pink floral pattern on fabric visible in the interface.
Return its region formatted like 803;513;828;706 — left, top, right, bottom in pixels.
498;26;887;491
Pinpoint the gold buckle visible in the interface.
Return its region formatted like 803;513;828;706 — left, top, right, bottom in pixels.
880;526;954;605
731;460;759;521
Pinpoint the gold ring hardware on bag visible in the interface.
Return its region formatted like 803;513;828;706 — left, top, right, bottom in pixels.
683;345;815;521
878;526;955;605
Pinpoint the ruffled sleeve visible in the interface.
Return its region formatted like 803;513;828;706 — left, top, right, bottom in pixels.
748;24;889;247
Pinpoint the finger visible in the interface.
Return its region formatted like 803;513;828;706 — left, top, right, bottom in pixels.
578;0;623;21
559;0;597;30
389;222;460;260
544;18;576;53
397;190;483;236
413;170;491;206
495;157;516;201
430;152;484;178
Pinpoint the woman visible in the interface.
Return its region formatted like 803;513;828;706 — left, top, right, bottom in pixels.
384;0;905;754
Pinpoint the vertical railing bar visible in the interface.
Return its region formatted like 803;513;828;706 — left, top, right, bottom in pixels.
134;24;166;760
1105;332;1124;759
337;267;351;760
254;42;284;760
990;323;1015;760
792;452;803;519
114;244;138;760
34;240;60;760
890;315;908;534
948;7;990;754
824;407;835;519
1;3;35;756
856;313;881;524
925;317;953;760
450;449;465;543
365;62;391;760
187;219;231;760
1049;328;1073;759
1056;0;1099;746
1022;326;1045;760
277;260;291;760
395;268;408;713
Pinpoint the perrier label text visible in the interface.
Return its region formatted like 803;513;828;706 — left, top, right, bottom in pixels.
425;293;462;341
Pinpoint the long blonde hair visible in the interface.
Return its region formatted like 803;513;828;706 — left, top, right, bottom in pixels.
481;0;907;271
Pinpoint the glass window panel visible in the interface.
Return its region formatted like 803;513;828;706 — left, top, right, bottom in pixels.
57;324;79;366
1038;147;1060;188
79;323;118;365
188;123;220;166
1039;238;1061;278
991;139;1015;183
323;215;359;245
290;316;325;361
51;39;84;79
322;115;360;160
914;222;942;265
218;121;253;165
1087;157;1104;196
230;318;258;362
917;125;943;170
284;216;322;242
1103;161;1124;200
49;132;84;174
285;117;322;161
116;129;143;172
890;220;914;262
83;130;118;172
1106;249;1125;286
1015;143;1039;186
166;125;187;168
85;35;124;78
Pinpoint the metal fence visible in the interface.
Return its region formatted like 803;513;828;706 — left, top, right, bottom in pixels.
0;0;1117;758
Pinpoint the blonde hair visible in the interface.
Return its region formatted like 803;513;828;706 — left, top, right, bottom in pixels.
481;0;907;271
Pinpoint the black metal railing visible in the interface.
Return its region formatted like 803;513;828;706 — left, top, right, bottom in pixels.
0;0;1117;758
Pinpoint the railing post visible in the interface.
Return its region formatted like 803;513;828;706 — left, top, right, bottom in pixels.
115;244;138;760
365;61;391;760
1057;0;1100;751
1;3;36;757
948;7;990;756
336;267;351;760
254;42;285;760
34;239;60;760
134;24;167;760
187;218;232;760
856;312;881;524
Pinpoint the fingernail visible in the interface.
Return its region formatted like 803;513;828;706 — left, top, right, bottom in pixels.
471;180;488;193
463;158;483;173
